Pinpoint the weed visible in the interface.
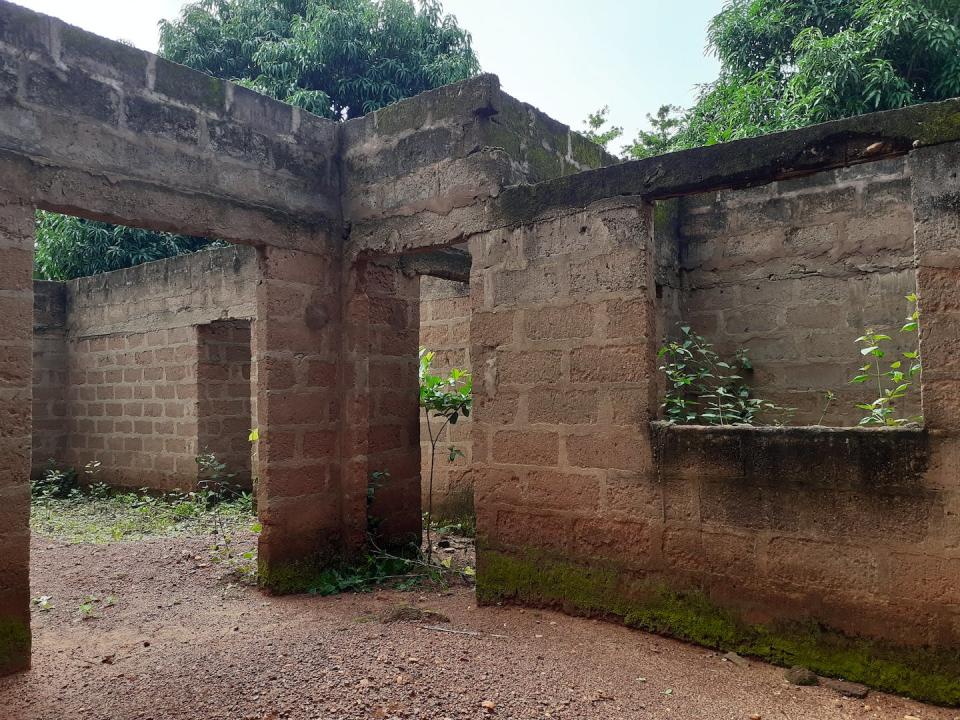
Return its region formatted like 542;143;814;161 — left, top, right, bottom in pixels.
851;293;923;426
31;595;54;612
658;325;792;425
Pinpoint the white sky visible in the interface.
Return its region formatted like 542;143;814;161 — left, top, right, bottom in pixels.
14;0;723;153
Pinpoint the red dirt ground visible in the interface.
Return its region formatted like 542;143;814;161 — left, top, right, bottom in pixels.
1;533;956;720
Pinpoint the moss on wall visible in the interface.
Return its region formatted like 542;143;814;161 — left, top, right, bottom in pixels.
0;617;30;674
478;549;960;706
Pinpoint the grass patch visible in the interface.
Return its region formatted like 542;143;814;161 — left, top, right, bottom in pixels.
30;483;256;544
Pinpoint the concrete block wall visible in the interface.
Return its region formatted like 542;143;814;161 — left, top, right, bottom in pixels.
472;130;960;699
6;0;960;693
341;261;422;551
65;326;200;489
669;157;919;424
652;425;951;647
341;74;617;257
470;197;657;566
31;281;67;474
254;245;346;575
0;191;33;674
30;246;258;490
197;320;253;486
0;1;341;247
419;276;473;519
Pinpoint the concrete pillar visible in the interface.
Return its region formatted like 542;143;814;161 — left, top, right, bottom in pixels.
912;142;960;432
0;192;33;674
254;246;344;587
468;198;658;595
341;260;421;553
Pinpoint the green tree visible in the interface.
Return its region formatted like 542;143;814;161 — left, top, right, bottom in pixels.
675;0;960;148
580;105;623;150
33;212;216;281
158;0;480;119
623;104;683;159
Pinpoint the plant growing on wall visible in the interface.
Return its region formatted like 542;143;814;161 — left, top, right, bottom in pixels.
850;293;923;426
418;348;471;561
658;325;791;426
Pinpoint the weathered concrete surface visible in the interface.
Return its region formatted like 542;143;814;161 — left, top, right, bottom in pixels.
912;141;960;433
0;190;33;674
494;97;960;226
0;1;340;249
341;73;618;257
31;281;67;475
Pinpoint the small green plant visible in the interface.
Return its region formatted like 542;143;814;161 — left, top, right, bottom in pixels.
77;596;98;619
658;325;791;426
31;595;54;612
850;293;922;427
33;460;79;499
817;390;836;426
419;348;472;562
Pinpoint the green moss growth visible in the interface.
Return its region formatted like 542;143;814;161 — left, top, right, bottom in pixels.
479;550;960;706
568;132;606;169
0;617;30;674
524;145;563;183
916;106;960;146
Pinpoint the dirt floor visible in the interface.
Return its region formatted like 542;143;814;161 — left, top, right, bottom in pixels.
2;533;957;720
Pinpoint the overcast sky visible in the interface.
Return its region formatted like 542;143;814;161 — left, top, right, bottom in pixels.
14;0;723;153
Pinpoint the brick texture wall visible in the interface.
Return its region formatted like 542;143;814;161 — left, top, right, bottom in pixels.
666;157;918;424
197;320;253;485
419;276;472;519
471;197;656;568
31;246;257;491
0;191;34;674
65;327;200;489
31;281;67;475
341;261;421;551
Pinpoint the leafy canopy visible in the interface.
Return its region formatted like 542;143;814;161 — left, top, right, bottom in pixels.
585;0;960;159
677;0;960;147
159;0;480;119
33;212;217;281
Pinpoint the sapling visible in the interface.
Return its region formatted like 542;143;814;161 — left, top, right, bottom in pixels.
418;348;472;562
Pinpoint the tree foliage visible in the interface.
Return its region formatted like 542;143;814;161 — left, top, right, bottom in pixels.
158;0;480;119
580;105;623;150
586;0;960;159
624;104;684;159
676;0;960;147
33;212;217;281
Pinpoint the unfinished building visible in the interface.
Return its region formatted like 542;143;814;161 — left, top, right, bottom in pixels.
2;0;960;702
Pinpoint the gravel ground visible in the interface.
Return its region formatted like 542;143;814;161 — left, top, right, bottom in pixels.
1;534;956;720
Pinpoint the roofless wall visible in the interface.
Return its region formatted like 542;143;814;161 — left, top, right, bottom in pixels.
2;1;960;703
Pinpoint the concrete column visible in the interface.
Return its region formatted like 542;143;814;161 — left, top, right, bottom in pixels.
468;198;659;597
0;192;33;674
254;246;344;588
912;142;960;432
340;260;421;553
